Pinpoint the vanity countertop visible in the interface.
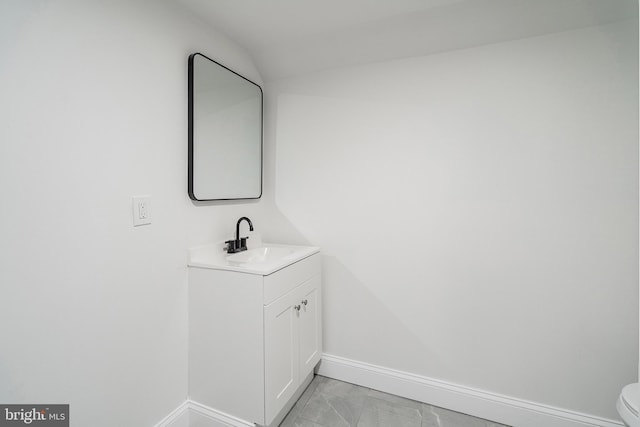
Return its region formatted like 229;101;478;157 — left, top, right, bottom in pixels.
188;242;320;276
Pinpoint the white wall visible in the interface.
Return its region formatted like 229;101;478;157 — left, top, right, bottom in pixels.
0;1;266;425
266;21;638;420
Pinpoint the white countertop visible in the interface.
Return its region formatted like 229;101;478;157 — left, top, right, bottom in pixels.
188;242;320;275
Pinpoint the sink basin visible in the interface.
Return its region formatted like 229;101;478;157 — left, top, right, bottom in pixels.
188;242;319;275
226;246;299;264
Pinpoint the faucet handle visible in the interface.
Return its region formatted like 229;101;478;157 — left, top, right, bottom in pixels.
224;239;237;253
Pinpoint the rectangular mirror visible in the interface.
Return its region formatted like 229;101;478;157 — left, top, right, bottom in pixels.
188;53;263;201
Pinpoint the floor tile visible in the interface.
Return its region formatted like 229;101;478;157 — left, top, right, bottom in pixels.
280;418;326;427
280;377;325;427
314;377;370;398
422;404;509;427
295;377;369;426
357;395;422;427
367;389;424;411
298;389;367;426
279;376;510;427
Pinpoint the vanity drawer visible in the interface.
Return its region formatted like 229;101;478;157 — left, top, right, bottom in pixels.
263;253;320;305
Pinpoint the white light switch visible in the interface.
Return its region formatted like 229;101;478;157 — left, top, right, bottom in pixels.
132;196;152;226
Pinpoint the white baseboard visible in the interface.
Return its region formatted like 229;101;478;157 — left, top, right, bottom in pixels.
154;400;190;427
153;400;253;427
317;353;625;427
188;401;254;427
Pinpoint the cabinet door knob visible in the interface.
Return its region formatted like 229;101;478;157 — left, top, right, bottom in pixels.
294;305;301;311
302;299;308;306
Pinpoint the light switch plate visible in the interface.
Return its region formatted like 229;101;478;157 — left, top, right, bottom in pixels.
132;196;151;226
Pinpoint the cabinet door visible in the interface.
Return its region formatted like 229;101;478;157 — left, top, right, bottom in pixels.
264;291;299;426
297;275;322;377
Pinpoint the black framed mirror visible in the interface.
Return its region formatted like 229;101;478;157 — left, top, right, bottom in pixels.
188;53;263;201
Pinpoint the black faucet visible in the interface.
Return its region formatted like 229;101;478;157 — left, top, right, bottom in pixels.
225;217;254;253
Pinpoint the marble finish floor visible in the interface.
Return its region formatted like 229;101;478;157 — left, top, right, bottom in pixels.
279;376;510;427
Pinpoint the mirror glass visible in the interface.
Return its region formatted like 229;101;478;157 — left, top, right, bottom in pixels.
189;53;263;201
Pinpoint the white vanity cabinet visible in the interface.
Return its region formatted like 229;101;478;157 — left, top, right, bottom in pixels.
264;274;321;424
188;251;321;427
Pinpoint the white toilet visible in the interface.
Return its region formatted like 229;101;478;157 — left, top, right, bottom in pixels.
617;383;639;427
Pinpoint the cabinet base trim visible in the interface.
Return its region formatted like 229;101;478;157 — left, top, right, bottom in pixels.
318;353;624;427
